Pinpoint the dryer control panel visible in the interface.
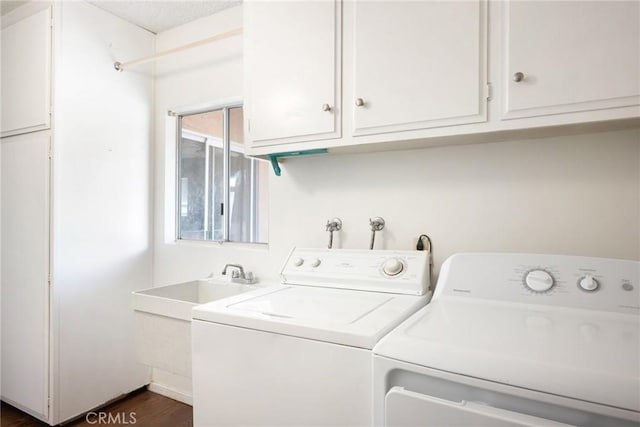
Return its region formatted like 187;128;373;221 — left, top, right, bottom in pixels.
281;247;431;295
436;253;639;314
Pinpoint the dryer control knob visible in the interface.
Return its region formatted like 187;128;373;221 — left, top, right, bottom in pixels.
310;258;321;268
293;257;304;267
383;258;404;276
525;270;554;293
579;275;599;291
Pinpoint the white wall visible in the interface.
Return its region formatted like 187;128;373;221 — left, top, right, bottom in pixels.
154;5;640;291
52;2;153;422
276;128;640;275
154;6;247;287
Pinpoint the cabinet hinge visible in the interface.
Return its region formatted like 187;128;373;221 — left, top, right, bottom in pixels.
486;83;492;101
247;119;250;133
48;273;53;284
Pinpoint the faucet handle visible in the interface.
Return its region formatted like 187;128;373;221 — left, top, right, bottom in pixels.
232;271;257;284
222;263;257;284
369;217;385;231
222;263;245;277
326;217;342;232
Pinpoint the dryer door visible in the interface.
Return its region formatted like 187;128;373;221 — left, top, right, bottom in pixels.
385;387;571;427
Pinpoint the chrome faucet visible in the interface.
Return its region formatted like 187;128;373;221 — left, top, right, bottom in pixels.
222;263;245;278
221;263;257;284
369;217;385;250
326;217;342;249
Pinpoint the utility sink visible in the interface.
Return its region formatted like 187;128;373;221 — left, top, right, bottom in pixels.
132;277;260;402
133;278;258;321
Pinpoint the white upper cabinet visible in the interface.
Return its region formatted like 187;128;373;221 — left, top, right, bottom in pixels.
502;1;640;120
244;0;341;147
1;6;52;137
351;1;487;136
244;0;639;157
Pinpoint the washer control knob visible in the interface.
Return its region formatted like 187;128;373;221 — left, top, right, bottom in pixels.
383;258;404;276
525;270;554;292
293;257;304;267
579;275;599;291
310;258;321;268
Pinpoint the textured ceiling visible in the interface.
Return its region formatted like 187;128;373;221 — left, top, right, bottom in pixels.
0;1;29;16
87;0;241;33
0;1;240;33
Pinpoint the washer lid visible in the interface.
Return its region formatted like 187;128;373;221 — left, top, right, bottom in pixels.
192;285;428;349
373;298;640;412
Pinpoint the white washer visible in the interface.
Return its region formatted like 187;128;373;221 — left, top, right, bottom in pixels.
373;253;640;427
192;247;431;426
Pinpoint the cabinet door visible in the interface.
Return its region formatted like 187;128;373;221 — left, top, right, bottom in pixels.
244;0;341;147
1;6;52;137
503;1;640;119
1;132;50;421
352;1;487;136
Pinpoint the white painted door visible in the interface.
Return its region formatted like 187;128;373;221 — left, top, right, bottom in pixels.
1;6;52;137
1;131;50;422
502;1;640;119
352;1;487;136
244;0;341;147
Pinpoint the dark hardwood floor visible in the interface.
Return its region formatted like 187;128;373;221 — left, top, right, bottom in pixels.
0;402;48;427
1;389;193;427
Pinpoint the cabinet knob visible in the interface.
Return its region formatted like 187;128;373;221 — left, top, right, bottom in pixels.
322;103;332;112
513;72;525;83
355;98;365;107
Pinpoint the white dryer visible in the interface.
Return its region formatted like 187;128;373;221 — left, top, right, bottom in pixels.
192;247;431;426
373;253;640;426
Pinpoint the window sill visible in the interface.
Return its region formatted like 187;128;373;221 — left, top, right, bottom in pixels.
170;238;269;251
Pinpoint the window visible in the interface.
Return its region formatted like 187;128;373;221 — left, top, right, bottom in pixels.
177;105;268;243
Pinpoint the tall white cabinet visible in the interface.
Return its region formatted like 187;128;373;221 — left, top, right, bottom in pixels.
1;4;53;420
1;2;153;424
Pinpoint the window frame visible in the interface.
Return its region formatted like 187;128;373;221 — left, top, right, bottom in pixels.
175;101;264;244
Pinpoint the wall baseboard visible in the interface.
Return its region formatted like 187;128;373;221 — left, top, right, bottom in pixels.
148;382;192;406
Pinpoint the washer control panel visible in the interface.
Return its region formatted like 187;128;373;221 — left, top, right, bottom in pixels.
382;257;405;277
524;269;555;293
437;253;639;314
281;247;430;295
578;274;599;292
